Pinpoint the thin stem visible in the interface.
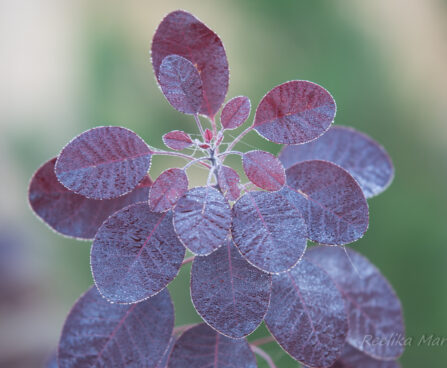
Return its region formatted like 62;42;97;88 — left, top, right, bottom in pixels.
152;150;211;169
225;126;252;152
181;256;195;266
210;116;218;141
194;114;205;138
250;345;277;368
183;156;210;170
250;336;275;346
173;324;196;335
218;150;243;158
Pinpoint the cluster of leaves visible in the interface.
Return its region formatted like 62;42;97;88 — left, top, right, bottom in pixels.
29;10;405;368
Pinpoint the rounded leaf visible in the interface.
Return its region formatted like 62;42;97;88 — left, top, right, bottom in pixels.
159;55;203;114
306;246;405;360
91;203;185;303
29;158;152;240
173;187;231;255
265;259;348;368
220;96;251;130
231;191;307;273
279;126;394;198
149;168;188;212
254;80;336;144
55;126;152;200
330;345;401;368
58;286;174;368
281;160;369;245
162;130;193;151
167;323;256;368
217;165;241;201
152;10;229;119
243;150;286;191
191;240;271;338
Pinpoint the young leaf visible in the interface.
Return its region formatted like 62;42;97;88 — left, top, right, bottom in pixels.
220;96;251;130
242;150;286;191
167;323;257;368
173;187;231;255
58;286;174;368
91;203;185;304
29;158;152;240
306;246;405;360
265;259;348;368
329;345;401;368
152;10;229;119
281;160;369;245
55;126;152;200
279;126;394;198
162;130;193;151
156;337;176;368
204;128;213;143
231;191;307;273
149;168;188;212
190;240;271;338
158;55;203;114
253;80;336;144
217;165;241;201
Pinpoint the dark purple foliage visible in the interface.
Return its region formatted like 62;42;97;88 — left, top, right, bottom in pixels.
306;246;405;360
191;240;271;338
167;324;257;368
55;126;152;200
149;168;188;212
152;10;229;119
279;126;394;198
162;130;193;151
156;337;177;368
58;286;173;368
329;345;401;368
242;150;286;191
173;187;231;255
217;165;241;201
265;259;348;368
253;80;336;144
232;191;307;273
29;158;152;240
158;55;203;114
220;96;251;130
281;160;369;245
91;203;185;303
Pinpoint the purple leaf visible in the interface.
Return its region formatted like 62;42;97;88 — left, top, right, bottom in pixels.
217;165;241;201
162;130;193;151
220;96;251;130
329;345;401;368
173;187;231;255
242;150;286;191
253;80;336;144
190;240;271;338
152;10;229;119
45;352;58;368
231;191;307;273
149;168;188;212
58;286;174;368
279;126;394;198
156;336;176;368
91;203;185;303
281;160;369;245
28;158;152;240
158;55;203;114
167;323;256;368
265;259;348;368
55;126;152;200
306;246;405;360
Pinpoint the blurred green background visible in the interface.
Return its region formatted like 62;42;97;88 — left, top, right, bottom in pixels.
1;0;446;367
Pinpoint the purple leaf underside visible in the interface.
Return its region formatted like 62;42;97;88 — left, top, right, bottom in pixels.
265;259;348;368
231;191;307;273
91;203;185;303
29;158;152;240
220;96;251;130
162;130;193;151
217;165;241;201
167;323;257;368
55;126;152;200
243;150;286;191
149;168;188;212
58;286;174;368
329;344;401;368
191;240;271;338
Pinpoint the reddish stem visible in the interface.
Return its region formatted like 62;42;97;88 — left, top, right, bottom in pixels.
250;345;277;368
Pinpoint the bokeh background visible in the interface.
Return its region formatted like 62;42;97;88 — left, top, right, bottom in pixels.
1;1;446;367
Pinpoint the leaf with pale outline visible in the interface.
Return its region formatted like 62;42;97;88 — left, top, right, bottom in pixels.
217;165;241;201
243;150;286;191
162;130;193;151
220;96;251;130
149;168;188;212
